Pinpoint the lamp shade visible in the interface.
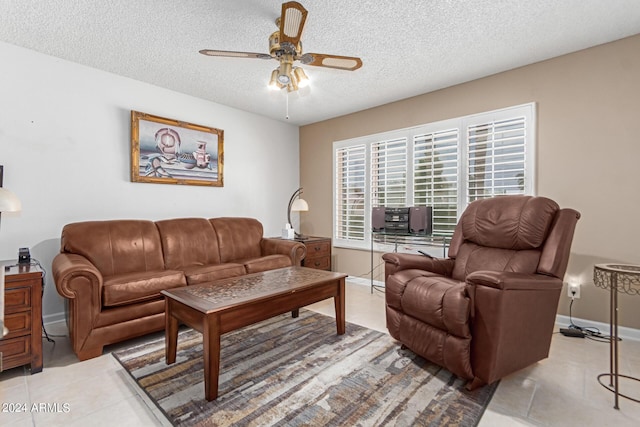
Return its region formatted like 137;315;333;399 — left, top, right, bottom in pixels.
0;188;21;212
291;198;309;212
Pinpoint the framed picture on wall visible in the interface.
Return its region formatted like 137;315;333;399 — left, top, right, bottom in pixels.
130;111;224;187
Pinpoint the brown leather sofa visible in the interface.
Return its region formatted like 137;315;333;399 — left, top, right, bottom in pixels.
52;217;306;361
382;195;580;389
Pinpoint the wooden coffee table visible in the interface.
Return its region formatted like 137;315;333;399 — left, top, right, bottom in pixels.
161;266;347;401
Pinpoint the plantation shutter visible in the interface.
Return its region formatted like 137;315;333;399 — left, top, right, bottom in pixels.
413;129;459;234
335;144;366;241
371;138;407;208
467;116;527;203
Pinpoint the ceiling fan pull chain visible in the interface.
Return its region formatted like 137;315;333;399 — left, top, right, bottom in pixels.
286;91;289;120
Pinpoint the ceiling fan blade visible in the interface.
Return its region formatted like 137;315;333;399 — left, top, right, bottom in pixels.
199;49;272;60
279;1;308;48
300;53;363;71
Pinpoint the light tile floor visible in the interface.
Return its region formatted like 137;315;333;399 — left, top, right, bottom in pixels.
1;279;639;426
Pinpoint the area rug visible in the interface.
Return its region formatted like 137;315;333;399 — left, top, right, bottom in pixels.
113;310;497;426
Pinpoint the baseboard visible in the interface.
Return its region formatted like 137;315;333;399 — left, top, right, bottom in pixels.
43;311;66;326
347;276;384;288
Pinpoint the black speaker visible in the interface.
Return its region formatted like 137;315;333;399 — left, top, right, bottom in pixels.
409;206;432;234
372;207;385;231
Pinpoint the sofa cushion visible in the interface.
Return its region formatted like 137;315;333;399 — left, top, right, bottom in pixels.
61;220;165;276
156;218;221;269
243;255;292;274
103;270;186;307
183;263;246;285
210;217;263;263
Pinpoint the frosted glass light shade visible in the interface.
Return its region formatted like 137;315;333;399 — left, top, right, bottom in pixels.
291;198;309;212
0;188;21;212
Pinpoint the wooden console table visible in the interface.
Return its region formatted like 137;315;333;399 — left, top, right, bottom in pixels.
0;262;44;373
370;231;448;293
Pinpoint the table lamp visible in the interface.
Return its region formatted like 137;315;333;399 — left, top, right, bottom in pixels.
0;187;22;337
287;187;309;239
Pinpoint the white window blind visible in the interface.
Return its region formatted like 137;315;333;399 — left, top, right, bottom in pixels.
371;138;407;208
335;144;366;241
413;129;460;234
332;103;535;250
467;117;527;202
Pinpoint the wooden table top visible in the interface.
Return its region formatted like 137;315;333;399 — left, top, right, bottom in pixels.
161;266;347;314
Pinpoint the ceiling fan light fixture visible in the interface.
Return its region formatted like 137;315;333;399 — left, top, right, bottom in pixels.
268;69;283;90
200;2;362;95
278;61;293;85
287;78;299;92
293;67;309;87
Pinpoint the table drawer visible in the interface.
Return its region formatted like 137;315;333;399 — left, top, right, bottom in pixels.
5;286;31;312
303;256;331;271
3;311;31;339
305;241;330;258
0;336;30;366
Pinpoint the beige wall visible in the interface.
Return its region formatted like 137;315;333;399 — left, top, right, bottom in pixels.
299;34;640;330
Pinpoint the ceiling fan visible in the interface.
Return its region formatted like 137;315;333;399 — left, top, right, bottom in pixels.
199;1;363;92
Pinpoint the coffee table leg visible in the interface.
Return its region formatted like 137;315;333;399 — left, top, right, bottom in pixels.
335;277;346;335
292;309;299;318
203;314;221;401
165;298;178;364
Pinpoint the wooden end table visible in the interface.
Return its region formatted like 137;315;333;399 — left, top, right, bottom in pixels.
162;266;347;401
1;262;44;374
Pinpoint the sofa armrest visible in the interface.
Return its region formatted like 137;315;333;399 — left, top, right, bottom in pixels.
382;252;454;279
465;270;563;291
53;253;104;300
260;238;307;266
52;253;105;356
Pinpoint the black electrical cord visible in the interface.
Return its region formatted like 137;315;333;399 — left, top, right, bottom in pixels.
351;260;386;294
566;298;618;343
29;258;62;344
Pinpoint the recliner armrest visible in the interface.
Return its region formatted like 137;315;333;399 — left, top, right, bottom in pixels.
465;270;563;291
382;253;454;279
465;269;564;386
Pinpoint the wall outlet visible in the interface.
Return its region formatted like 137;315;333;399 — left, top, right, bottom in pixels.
568;282;581;299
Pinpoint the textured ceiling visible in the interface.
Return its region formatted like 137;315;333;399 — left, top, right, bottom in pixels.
1;1;639;125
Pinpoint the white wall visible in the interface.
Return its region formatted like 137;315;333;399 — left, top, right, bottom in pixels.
0;42;300;323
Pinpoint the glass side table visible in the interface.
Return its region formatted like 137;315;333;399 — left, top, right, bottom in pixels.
370;231;449;294
593;263;640;409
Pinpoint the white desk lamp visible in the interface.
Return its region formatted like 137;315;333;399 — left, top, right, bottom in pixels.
287;187;309;239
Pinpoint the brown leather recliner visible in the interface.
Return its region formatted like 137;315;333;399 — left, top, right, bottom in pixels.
382;195;580;389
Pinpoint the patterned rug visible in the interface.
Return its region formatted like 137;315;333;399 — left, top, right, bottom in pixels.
113;310;497;426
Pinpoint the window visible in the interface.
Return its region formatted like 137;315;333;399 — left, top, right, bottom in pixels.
413;128;460;234
371;138;407;208
333;103;536;249
334;144;366;241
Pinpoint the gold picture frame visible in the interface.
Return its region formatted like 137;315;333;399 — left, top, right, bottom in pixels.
130;111;224;187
